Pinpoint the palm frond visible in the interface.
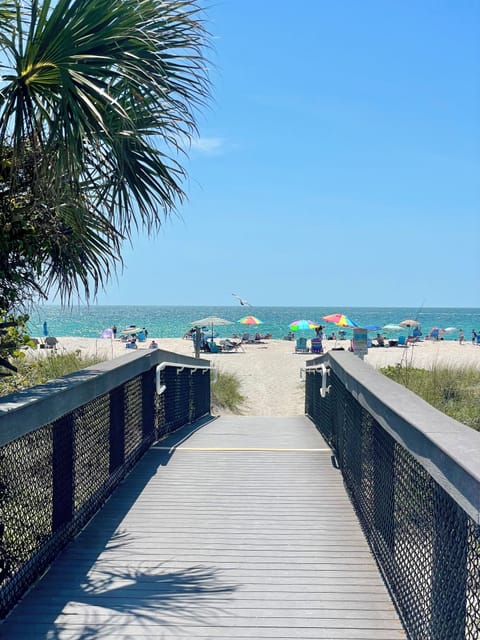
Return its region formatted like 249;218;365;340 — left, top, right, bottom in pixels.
0;0;211;306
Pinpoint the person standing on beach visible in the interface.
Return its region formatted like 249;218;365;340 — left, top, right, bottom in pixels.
112;325;117;339
194;326;201;358
459;329;465;345
472;329;477;344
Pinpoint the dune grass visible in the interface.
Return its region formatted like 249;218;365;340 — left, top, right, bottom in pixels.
211;369;245;413
381;364;480;431
0;351;103;397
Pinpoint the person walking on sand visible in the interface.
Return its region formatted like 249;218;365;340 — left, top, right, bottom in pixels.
472;329;477;345
112;324;117;339
459;329;465;345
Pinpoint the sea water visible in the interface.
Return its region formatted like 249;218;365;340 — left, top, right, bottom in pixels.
27;305;480;341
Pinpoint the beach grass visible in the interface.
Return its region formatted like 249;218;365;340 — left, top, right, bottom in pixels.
381;364;480;432
0;352;103;397
211;369;245;413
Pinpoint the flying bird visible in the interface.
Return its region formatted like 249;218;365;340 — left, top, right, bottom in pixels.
232;293;251;306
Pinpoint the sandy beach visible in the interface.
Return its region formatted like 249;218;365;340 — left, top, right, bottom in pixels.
34;335;480;417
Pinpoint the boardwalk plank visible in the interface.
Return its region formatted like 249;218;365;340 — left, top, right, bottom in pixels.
0;416;405;639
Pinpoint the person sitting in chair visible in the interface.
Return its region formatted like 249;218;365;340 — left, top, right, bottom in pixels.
376;333;385;347
149;340;158;349
126;337;137;349
412;326;422;341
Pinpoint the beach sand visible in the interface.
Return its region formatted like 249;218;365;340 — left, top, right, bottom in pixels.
35;336;480;417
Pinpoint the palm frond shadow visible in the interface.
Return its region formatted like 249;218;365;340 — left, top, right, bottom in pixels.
47;528;238;639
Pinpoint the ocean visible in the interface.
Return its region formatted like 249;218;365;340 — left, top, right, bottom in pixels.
27;306;480;342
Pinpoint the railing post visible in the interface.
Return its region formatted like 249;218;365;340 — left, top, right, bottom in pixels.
109;386;125;473
142;370;155;439
52;414;74;532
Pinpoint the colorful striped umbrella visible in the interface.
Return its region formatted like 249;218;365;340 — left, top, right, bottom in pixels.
238;315;263;325
288;319;318;331
323;313;359;328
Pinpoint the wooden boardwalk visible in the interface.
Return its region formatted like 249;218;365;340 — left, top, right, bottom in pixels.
1;416;405;639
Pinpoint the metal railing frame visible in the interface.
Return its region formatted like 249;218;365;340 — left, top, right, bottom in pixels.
305;350;480;640
0;348;212;619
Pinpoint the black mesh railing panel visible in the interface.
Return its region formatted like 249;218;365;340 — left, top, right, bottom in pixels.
155;369;167;440
390;438;435;638
306;364;480;640
305;369;334;445
190;370;210;422
124;376;144;461
164;368;191;431
359;412;375;532
74;395;110;510
466;520;480;639
0;428;53;570
0;425;54;617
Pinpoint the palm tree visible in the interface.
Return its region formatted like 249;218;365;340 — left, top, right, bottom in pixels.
0;0;210;308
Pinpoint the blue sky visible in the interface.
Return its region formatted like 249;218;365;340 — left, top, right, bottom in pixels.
96;0;479;308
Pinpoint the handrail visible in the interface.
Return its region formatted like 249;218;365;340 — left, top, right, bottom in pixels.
304;362;331;397
156;361;216;395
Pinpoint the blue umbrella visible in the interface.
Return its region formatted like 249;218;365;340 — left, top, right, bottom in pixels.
364;324;382;332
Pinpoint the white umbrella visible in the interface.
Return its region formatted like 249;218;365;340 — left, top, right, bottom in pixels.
191;316;233;338
399;319;421;328
383;324;403;331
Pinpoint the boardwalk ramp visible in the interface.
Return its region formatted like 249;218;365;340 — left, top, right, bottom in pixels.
1;415;405;639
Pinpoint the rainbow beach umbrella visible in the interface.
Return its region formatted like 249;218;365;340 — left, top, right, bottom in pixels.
238;315;263;325
323;313;359;328
289;319;318;331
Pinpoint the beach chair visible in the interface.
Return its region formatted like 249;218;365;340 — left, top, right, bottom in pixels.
310;338;323;354
206;340;222;353
44;337;58;350
220;339;244;352
397;335;407;347
295;337;309;353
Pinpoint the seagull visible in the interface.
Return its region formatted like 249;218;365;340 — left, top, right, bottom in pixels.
232;293;252;306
